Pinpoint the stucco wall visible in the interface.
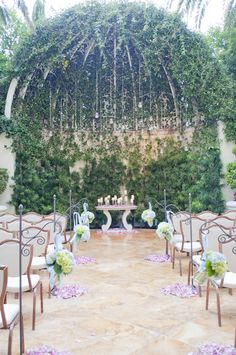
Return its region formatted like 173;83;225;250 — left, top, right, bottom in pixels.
0;134;15;212
218;121;236;203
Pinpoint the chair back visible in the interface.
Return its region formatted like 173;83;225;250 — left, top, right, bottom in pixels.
45;213;67;233
201;224;232;253
221;210;236;220
0;213;18;228
219;237;236;273
209;216;235;229
0;240;33;277
169;211;190;234
23;212;43;224
21;227;50;256
196;210;218;221
0;228;16;241
0;266;8;327
180;216;206;243
6;219;33;232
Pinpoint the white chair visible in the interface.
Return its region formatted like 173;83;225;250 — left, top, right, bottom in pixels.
0;214;18;228
222;210;236;220
196;210;218;221
21;227;50;270
22;212;43;224
6;219;33;232
168;211;190;243
208;216;235;229
0;240;44;330
0;228;16;241
172;216;204;275
0;265;24;355
206;234;236;327
187;224;231;287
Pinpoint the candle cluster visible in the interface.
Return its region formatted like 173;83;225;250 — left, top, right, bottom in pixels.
97;191;134;206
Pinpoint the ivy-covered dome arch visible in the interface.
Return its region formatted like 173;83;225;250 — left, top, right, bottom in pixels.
12;1;230;132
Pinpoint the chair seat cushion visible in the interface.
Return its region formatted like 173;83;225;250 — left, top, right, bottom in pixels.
172;234;182;244
7;274;40;292
215;272;236;288
0;304;19;328
175;241;202;252
32;256;46;270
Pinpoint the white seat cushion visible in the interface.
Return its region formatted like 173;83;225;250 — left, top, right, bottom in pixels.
0;304;19;328
7;274;40;292
175;241;202;252
32;256;46;270
214;272;236;288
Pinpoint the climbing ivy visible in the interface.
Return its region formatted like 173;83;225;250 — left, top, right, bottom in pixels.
11;2;233;132
0;2;229;220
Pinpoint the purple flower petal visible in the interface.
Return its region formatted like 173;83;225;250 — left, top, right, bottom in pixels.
26;345;72;355
75;256;96;264
161;283;199;298
190;343;236;355
144;254;171;263
53;284;88;299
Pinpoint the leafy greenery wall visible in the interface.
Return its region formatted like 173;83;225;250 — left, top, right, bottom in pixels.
12;2;233;132
0;168;8;195
0;2;231;220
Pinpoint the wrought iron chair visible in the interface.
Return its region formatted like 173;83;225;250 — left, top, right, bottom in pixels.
208;216;236;229
187;224;231;290
0;265;24;355
0;240;43;330
172;216;204;275
6;219;33;232
22;212;44;224
0;213;18;228
0;228;17;241
206;232;236;327
196;210;218;221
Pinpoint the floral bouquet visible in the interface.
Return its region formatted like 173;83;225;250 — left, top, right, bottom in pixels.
194;251;228;285
141;209;156;227
81;211;95;224
46;249;75;275
46;249;75;289
74;224;90;242
156;222;173;241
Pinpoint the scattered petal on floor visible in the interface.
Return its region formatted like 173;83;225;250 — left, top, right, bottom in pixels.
188;343;236;355
75;255;96;264
96;229;137;234
161;283;199;298
144;254;171;263
54;284;88;299
26;345;72;355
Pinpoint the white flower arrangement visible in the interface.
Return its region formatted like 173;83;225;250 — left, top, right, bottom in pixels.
46;249;75;276
81;211;95;224
141;209;156;227
156;222;173;241
74;224;90;241
194;251;228;285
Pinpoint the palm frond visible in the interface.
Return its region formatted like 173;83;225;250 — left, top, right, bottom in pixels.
15;0;34;30
32;0;45;24
0;4;9;26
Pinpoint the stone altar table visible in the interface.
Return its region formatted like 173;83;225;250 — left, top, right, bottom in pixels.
96;204;137;231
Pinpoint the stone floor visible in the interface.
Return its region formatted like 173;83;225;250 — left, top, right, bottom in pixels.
0;229;235;355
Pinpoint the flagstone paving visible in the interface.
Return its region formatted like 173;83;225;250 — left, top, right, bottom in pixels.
0;229;235;354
